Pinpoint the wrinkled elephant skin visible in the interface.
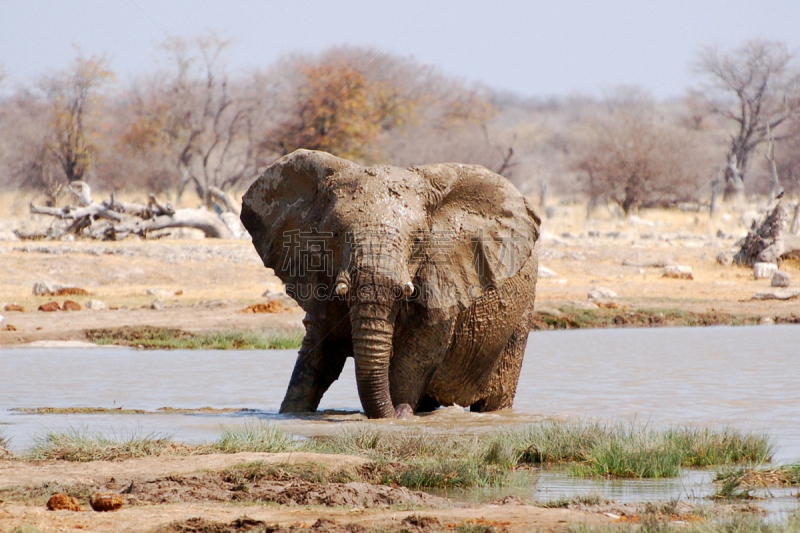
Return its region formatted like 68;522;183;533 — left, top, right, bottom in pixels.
241;150;540;419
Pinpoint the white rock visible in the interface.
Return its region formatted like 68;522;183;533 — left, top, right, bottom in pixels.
752;289;800;301
716;252;734;266
538;266;558;279
150;299;164;311
662;265;694;280
753;262;778;280
85;299;108;310
571;300;599;310
146;288;172;297
32;281;61;296
771;271;791;288
588;287;617;300
628;215;656;227
760;316;775;325
536;306;563;318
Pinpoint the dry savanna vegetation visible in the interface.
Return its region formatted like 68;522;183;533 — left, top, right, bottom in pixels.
2;36;800;215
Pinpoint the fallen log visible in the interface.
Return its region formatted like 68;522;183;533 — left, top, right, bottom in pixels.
113;208;233;239
27;183;238;240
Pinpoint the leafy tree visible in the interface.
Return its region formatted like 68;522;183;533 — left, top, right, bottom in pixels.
44;53;114;184
266;58;415;162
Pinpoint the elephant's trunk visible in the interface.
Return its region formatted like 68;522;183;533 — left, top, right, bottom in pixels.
350;306;395;419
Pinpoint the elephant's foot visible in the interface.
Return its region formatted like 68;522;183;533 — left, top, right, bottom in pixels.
394;403;413;419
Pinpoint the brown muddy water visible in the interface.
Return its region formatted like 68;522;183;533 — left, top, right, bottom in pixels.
1;325;799;512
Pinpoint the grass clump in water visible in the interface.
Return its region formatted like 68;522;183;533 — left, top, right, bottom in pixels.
85;326;303;350
485;421;772;479
207;423;299;454
665;427;773;467
536;493;608;508
715;463;800;492
27;429;187;461
390;458;509;489
574;435;683;478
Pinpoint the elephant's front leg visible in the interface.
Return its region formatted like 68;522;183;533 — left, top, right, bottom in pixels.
280;314;350;413
389;318;454;415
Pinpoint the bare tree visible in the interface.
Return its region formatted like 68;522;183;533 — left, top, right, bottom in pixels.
573;98;707;215
694;40;800;201
123;33;270;205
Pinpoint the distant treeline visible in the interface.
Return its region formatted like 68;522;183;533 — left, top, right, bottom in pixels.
1;34;799;213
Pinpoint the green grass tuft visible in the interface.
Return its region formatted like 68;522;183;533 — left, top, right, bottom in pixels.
207;423;299;454
664;427;772;467
532;307;762;331
18;421;774;485
485;421;772;479
26;428;184;462
391;458;509;489
536;493;608;508
85;326;304;350
574;436;682;478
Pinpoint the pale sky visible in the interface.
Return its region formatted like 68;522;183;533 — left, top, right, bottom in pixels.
2;0;800;99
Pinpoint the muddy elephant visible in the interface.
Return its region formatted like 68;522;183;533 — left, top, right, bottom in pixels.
241;150;540;419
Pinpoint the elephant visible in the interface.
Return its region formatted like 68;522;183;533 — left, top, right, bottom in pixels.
240;149;540;419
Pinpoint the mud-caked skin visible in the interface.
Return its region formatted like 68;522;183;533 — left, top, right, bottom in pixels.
241;150;540;419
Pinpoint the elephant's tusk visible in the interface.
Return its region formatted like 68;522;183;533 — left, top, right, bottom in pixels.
403;281;414;297
335;282;349;296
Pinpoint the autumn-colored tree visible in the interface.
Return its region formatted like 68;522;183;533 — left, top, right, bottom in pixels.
44;54;114;184
267;59;414;162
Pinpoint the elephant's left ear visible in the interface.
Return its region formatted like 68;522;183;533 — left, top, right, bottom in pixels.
413;163;540;313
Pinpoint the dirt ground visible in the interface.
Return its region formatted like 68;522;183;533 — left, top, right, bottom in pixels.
0;454;611;532
1;202;798;347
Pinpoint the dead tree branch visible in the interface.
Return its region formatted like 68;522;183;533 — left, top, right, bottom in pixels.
26;185;238;240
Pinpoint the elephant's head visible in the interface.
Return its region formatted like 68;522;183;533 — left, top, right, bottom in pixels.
241;149;540;418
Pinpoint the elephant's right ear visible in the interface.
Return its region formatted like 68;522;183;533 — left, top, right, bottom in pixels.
241;149;356;295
